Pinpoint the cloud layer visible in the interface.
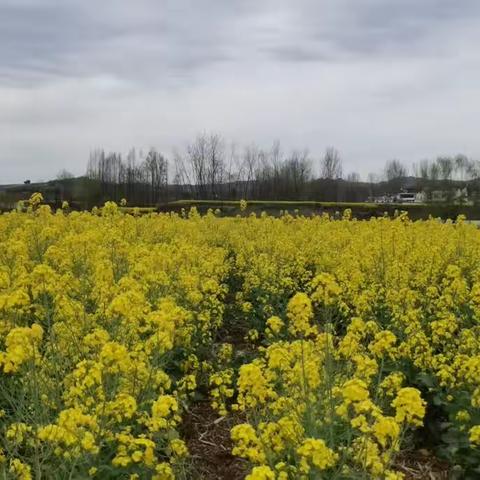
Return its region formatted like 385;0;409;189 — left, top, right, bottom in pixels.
2;0;480;182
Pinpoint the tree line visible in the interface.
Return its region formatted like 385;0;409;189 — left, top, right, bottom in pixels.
83;133;480;205
86;148;168;205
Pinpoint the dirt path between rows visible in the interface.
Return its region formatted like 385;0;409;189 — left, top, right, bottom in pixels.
183;401;248;479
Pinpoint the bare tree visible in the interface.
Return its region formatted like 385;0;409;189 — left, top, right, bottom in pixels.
143;148;168;203
436;156;453;181
183;133;225;199
283;149;311;199
207;134;225;199
453;154;471;181
320;147;343;179
346;172;360;183
417;160;430;180
225;142;241;199
242;144;260;198
466;159;480;180
428;162;440;182
172;148;194;198
187;134;209;198
384;159;407;181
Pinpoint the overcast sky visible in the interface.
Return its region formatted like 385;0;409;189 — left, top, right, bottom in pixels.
2;0;480;183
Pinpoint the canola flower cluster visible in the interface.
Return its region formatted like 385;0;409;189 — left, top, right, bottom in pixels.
0;200;226;479
212;211;480;479
1;197;480;479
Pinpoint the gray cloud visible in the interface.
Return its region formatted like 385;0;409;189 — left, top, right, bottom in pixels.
1;0;480;182
263;0;480;62
0;0;256;87
5;0;477;86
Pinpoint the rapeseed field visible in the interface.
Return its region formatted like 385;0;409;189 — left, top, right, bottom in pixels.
1;196;479;479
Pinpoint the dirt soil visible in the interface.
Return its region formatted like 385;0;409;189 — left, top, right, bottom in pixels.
183;401;248;480
394;450;450;479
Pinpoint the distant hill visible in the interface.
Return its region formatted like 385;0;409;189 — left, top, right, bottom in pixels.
0;177;101;210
